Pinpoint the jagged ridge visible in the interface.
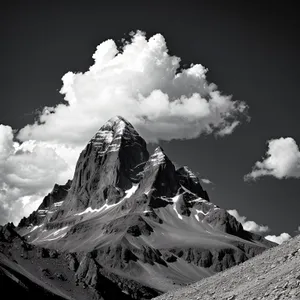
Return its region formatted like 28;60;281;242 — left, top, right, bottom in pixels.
13;116;275;299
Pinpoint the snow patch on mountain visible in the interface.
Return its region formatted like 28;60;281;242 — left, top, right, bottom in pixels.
183;166;198;180
172;194;183;220
150;147;166;166
92;130;114;146
180;185;197;196
74;183;139;216
75;207;103;216
190;198;206;203
37;209;48;217
89;116;139;156
52;226;69;236
124;183;139;199
33;226;69;243
29;224;43;233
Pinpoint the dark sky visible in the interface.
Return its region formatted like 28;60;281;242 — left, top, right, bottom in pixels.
1;1;299;235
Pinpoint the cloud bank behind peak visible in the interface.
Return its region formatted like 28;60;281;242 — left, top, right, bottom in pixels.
0;31;248;225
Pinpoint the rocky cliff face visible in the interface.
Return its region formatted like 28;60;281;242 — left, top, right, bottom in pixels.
0;224;145;300
55;116;149;217
13;116;275;299
18;180;72;228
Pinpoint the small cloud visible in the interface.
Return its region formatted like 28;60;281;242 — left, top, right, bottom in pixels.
245;137;300;181
201;178;213;184
227;209;270;234
217;120;240;136
265;233;291;245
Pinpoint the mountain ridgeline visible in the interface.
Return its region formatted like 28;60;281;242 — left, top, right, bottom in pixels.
1;116;275;300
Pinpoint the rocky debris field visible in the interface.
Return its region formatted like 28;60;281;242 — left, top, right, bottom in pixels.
155;234;300;300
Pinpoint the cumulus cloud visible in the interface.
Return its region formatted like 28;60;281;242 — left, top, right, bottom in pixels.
265;233;291;245
227;209;270;234
228;208;293;245
0;31;248;225
0;125;78;225
18;31;247;146
245;137;300;180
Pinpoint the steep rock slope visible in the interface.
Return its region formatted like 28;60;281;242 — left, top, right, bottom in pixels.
18;180;72;228
14;116;275;299
56;116;149;216
154;234;300;300
0;224;146;300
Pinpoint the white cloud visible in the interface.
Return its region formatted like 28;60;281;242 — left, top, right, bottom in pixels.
18;31;247;146
245;137;300;180
0;31;248;225
228;207;293;245
227;209;270;234
0;125;78;225
201;178;213;184
265;233;291;245
217;120;240;136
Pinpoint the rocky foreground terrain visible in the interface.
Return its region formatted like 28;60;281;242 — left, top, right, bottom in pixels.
155;234;300;300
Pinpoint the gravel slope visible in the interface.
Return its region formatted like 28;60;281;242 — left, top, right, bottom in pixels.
155;235;300;300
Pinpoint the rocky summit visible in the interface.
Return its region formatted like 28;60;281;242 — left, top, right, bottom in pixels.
0;116;276;300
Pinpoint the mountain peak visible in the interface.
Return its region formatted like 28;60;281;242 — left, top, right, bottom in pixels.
89;116;140;156
13;116;276;300
177;166;209;200
154;146;165;153
107;115;128;124
182;166;198;179
101;115;129;133
56;116;149;213
150;146;167;166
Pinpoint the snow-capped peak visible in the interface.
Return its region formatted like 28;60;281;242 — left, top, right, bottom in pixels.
89;116;141;155
183;166;199;180
150;146;166;166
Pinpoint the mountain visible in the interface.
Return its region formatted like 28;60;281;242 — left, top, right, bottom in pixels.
56;116;149;217
0;222;134;300
18;180;72;229
1;116;275;299
154;234;300;300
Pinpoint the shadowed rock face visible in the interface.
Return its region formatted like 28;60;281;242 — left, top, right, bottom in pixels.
0;222;19;242
39;180;72;210
58;116;149;216
18;180;72;228
13;116;276;300
139;147;180;199
177;166;209;200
